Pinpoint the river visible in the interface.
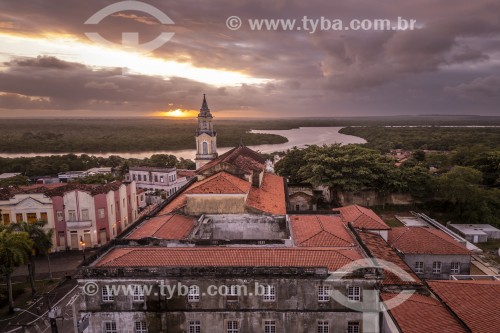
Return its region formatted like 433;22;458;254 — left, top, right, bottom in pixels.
0;127;366;160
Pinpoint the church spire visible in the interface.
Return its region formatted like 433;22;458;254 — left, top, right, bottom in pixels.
199;93;212;118
195;94;217;169
201;93;209;110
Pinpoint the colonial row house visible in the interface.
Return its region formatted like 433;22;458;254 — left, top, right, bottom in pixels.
0;181;139;251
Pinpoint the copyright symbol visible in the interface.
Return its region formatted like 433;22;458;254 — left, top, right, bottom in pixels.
83;282;99;296
226;16;242;30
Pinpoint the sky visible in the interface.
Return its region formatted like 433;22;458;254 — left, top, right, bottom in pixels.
0;0;499;118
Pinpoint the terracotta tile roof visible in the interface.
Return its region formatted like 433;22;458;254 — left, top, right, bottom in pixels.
126;214;195;240
176;169;196;178
246;173;286;215
42;181;125;197
197;145;266;175
381;293;467;333
428;280;500;333
0;183;66;200
95;247;364;271
159;171;250;214
159;193;187;214
160;171;286;215
186;171;251;194
388;227;470;255
357;230;422;286
337;205;390;230
290;215;356;247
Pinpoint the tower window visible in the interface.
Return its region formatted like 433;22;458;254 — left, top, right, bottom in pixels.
202;141;208;154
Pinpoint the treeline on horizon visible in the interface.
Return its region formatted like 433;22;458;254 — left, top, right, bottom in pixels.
340;126;500;151
2;117;500;153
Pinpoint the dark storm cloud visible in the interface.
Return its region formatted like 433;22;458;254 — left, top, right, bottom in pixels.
0;0;500;115
0;55;290;113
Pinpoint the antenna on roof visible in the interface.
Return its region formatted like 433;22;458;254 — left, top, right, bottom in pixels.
239;134;244;147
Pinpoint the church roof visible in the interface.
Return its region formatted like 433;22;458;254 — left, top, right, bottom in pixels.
159;170;286;215
197;145;266;175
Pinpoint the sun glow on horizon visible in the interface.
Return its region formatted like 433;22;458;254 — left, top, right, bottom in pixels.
159;109;197;118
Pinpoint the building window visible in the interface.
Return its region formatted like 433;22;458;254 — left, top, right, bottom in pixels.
81;209;89;221
103;321;117;333
135;321;147;333
433;261;442;274
102;285;114;302
317;285;330;302
189;321;201;333
264;320;276;333
16;213;23;222
227;320;239;333
348;322;360;333
98;208;105;219
317;320;329;333
27;213;37;223
202;141;208;155
262;285;276;302
451;262;460;274
188;285;200;302
138;174;142;181
225;285;240;296
40;212;48;221
132;285;145;302
154;175;158;182
132;174;136;181
347;286;361;301
68;210;76;221
2;214;11;225
160;176;164;183
56;210;63;221
415;261;424;274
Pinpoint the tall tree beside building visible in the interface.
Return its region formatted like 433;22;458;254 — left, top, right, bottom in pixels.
0;228;33;313
9;221;53;296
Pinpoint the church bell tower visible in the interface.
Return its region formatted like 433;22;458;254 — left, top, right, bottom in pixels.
195;94;218;169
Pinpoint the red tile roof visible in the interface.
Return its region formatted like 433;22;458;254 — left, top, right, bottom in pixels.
290;215;356;247
388;227;470;255
357;230;422;286
196;145;266;175
126;214;195;240
160;171;286;215
428;280;500;333
186;172;251;194
177;170;196;178
246;173;286;215
95;247;365;271
0;183;67;199
381;293;466;333
337;205;390;230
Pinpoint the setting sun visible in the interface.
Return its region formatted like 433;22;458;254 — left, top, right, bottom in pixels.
162;109;196;118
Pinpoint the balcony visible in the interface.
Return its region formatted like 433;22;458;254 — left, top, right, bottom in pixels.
66;220;92;229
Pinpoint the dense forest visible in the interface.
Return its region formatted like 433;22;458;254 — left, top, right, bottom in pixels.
275;144;500;226
0;154;195;180
339;126;500;151
2;116;500;153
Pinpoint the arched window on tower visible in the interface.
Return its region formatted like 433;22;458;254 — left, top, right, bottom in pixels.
202;141;208;155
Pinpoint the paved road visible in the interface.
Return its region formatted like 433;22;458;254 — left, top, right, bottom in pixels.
0;278;79;333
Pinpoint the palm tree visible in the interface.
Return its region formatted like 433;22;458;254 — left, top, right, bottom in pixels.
0;228;33;313
9;220;53;296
